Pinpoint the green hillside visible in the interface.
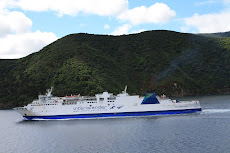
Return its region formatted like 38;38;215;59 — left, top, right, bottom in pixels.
1;30;230;108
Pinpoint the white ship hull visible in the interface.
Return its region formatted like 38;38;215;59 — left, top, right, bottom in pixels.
14;87;201;120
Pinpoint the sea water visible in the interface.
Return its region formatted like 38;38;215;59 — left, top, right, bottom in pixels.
0;95;230;153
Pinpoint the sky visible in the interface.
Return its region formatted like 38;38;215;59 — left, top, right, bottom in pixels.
1;0;230;59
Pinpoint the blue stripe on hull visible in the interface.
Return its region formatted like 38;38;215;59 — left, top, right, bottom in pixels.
24;108;202;120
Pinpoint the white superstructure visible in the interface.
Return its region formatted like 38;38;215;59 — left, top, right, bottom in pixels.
14;87;201;120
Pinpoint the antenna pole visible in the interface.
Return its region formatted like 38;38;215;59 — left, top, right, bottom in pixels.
124;85;127;93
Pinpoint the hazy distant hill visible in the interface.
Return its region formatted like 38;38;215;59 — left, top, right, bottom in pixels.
199;31;230;38
1;30;230;108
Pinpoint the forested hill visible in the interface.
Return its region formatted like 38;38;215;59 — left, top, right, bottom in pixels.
1;30;230;108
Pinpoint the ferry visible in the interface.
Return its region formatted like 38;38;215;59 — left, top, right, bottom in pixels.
14;87;201;120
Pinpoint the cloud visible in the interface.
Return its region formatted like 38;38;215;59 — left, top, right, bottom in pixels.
9;1;175;26
223;0;230;4
181;26;190;33
131;29;146;34
0;11;32;37
104;24;110;30
183;12;230;33
0;31;57;59
195;0;218;6
0;0;15;10
111;24;132;35
117;3;176;25
0;10;58;59
110;24;146;35
13;0;128;16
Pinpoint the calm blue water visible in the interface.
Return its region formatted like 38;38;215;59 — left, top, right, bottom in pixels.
1;95;230;153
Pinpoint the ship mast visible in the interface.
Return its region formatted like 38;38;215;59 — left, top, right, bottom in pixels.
124;85;127;93
46;87;53;97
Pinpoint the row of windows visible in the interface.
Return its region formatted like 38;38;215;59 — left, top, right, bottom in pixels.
44;104;58;105
15;108;27;110
108;101;115;103
33;100;58;104
86;100;114;103
108;98;116;100
84;98;97;101
62;102;77;105
32;104;58;106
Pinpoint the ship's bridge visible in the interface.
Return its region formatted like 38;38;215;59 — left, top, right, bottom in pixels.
95;91;114;103
38;87;53;103
39;95;52;101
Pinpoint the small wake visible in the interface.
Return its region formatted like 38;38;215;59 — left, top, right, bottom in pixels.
202;109;230;114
